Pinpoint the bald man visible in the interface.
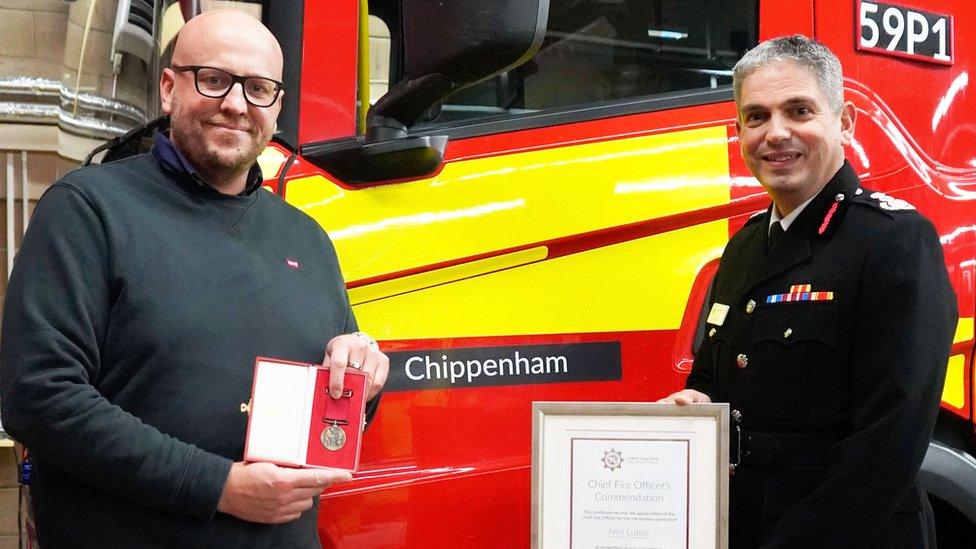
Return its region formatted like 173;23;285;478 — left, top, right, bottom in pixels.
1;11;388;547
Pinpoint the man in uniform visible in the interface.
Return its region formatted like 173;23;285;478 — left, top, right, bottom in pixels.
661;35;956;547
0;10;388;547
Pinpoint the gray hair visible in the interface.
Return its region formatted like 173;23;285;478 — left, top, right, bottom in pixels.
732;35;844;114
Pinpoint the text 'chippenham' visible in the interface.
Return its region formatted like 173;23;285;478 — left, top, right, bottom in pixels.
405;351;568;384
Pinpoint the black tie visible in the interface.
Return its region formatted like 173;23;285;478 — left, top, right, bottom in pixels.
768;221;785;253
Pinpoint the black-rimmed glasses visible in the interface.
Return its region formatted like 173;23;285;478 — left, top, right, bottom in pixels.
171;65;283;108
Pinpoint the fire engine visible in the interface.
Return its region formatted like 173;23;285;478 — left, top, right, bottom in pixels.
111;0;976;546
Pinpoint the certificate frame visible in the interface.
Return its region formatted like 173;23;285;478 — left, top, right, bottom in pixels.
531;402;729;549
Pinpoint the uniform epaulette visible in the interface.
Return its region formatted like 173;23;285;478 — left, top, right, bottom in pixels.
851;187;917;213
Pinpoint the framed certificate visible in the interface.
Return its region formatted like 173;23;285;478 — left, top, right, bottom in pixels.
532;402;729;549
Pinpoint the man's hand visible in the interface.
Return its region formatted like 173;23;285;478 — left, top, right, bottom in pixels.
217;462;352;524
658;389;712;405
324;332;389;401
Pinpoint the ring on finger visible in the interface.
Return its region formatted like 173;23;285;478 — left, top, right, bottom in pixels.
349;361;362;370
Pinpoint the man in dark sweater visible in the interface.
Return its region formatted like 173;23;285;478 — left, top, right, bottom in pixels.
0;10;388;547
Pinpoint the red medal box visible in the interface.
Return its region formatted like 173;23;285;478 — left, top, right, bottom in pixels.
243;357;370;471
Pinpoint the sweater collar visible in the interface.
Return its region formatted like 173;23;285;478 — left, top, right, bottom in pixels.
151;133;264;196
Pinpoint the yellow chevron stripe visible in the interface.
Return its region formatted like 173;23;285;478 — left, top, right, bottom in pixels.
285;125;730;337
942;317;973;410
347;246;548;305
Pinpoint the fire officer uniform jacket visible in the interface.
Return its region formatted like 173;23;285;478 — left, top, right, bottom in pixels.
686;161;956;548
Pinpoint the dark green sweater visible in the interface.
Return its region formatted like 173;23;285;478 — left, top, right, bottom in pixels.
1;148;364;547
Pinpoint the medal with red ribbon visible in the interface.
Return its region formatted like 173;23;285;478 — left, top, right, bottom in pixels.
320;388;352;451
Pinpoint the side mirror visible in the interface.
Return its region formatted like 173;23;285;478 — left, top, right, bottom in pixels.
304;135;448;184
369;0;550;140
307;0;549;184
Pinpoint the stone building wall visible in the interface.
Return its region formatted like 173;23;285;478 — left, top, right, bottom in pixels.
0;0;151;545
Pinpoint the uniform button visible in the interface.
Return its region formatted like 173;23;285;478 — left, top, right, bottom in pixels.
709;328;717;338
835;193;846;202
736;353;748;368
745;300;756;313
784;328;792;339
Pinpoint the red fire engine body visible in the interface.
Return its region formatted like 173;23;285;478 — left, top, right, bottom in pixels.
167;0;976;546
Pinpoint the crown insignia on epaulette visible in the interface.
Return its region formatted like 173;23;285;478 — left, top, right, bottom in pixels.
869;192;916;211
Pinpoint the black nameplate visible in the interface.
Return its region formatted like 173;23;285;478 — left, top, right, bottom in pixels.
858;1;952;65
383;341;622;392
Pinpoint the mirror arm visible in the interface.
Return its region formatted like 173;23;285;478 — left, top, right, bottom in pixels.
365;73;455;142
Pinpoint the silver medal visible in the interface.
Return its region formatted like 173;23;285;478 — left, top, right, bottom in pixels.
321;422;346;451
